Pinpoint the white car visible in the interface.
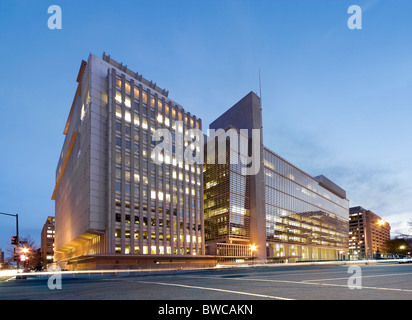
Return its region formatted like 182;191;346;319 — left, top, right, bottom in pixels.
398;257;412;264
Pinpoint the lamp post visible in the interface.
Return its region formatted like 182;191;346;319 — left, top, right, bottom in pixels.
0;212;20;269
250;244;257;266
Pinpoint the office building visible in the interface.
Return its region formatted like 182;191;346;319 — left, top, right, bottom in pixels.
349;206;391;259
204;92;350;262
52;53;212;270
0;249;4;267
40;216;55;265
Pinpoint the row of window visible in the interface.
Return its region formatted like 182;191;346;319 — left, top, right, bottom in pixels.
115;245;202;255
115;78;200;129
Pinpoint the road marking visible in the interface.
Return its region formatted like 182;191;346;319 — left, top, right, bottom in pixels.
180;275;412;294
303;272;412;283
137;280;295;300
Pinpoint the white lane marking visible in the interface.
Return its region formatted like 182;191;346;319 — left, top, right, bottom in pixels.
303;272;412;283
179;275;412;294
137;280;295;300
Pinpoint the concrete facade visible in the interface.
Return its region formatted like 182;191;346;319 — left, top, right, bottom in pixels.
40;216;55;266
349;206;391;259
53;53;208;270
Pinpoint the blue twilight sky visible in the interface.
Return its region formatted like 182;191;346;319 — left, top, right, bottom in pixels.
0;0;411;253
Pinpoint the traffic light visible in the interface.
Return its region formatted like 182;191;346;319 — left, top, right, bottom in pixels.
11;236;18;245
13;247;20;261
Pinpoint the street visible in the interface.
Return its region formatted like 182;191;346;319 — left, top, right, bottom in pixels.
1;262;412;300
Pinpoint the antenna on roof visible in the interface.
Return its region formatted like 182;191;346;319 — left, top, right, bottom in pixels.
259;68;262;108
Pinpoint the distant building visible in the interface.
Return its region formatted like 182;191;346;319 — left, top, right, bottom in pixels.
41;216;55;265
349;206;391;259
0;249;4;267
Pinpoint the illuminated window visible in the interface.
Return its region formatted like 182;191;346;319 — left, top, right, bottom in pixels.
115;92;122;104
125;111;131;123
116;107;122;118
125;97;131;108
142;119;148;130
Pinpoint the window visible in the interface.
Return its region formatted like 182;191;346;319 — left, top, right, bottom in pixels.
116;107;122;119
116;136;122;147
125;97;131;108
116;166;121;179
125;111;131;123
115;92;122;104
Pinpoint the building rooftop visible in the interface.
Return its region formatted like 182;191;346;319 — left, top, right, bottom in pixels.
102;52;169;98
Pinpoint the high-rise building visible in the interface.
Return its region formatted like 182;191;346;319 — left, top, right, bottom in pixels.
40;216;55;265
204;92;350;262
52;53;212;270
349;206;391;259
0;249;4;267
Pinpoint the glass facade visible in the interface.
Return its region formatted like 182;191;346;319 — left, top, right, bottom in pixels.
204;137;250;244
264;148;349;261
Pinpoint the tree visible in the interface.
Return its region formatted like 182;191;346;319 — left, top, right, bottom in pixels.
5;234;42;270
384;238;411;257
25;248;44;271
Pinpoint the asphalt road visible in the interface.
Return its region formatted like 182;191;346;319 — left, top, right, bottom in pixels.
1;262;412;301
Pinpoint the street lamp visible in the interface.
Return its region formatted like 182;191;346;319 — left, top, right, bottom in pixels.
0;211;20;269
250;244;257;266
